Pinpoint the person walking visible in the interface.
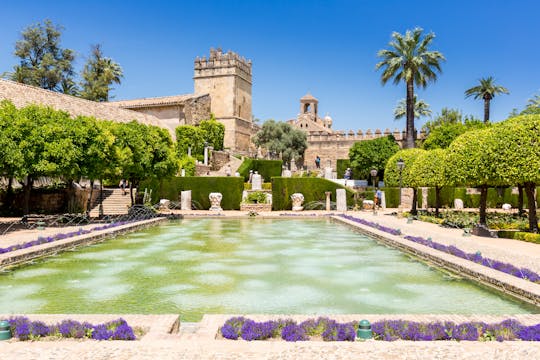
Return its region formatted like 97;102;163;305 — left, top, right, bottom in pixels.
315;156;321;169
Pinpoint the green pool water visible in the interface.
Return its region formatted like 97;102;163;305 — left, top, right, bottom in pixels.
0;218;536;321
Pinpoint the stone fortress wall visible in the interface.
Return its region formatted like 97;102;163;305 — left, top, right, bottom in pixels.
304;129;425;172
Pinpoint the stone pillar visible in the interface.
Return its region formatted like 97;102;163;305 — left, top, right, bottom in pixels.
252;171;262;190
291;193;304;211
325;191;332;211
181;168;185;177
181;190;192;210
209;192;223;211
282;169;292;177
290;158;297;171
324;167;333;180
204;147;209;166
380;191;386;210
421;187;428;209
336;189;347;212
400;188;413;209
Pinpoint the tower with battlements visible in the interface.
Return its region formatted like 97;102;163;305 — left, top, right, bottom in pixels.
194;48;253;152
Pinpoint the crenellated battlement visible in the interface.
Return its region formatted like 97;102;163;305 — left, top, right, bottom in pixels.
306;128;426;143
194;47;252;77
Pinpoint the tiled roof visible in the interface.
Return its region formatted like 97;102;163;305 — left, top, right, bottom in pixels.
110;93;208;109
300;92;318;101
0;79;161;126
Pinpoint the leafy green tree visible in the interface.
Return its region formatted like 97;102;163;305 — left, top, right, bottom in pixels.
491;115;540;233
14;105;78;213
80;44;123;101
349;135;399;179
384;148;426;215
199;116;225;151
0;101;25;209
408;149;447;216
465;76;509;123
175;125;205;160
376;27;445;149
446;128;500;226
6;20;75;91
253;120;307;166
421;108;484;150
394;96;431;120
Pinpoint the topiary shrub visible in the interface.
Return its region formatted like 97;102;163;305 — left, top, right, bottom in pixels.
272;177;355;210
237;159;283;182
140;177;243;210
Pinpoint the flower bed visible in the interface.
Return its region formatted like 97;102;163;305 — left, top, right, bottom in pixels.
338;214;540;284
403;234;540;283
0;221;131;255
339;214;401;235
219;317;540;342
6;316;137;341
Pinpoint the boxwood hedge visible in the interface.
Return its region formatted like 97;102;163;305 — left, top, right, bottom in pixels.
140;176;244;210
237;159;283;182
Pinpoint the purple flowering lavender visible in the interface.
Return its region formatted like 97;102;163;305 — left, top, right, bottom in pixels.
58;319;85;338
240;320;277;341
30;320;50;338
111;323;136;340
518;324;540;341
281;323;308;342
220;316;246;340
92;324;113;340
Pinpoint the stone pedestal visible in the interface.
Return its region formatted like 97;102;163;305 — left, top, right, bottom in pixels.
336;189;347;212
400;188;413;209
181;190;192;210
209;192;223;211
252;172;262;190
324;167;333;180
325;191;332;211
291;193;304;211
282;169;292;177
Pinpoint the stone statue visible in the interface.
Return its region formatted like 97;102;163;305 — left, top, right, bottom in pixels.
209;192;223;211
291;193;304;211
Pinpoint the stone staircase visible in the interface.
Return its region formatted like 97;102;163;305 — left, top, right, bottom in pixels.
88;188;133;217
209;156;244;176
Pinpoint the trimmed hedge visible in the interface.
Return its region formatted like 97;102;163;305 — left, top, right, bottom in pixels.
420;186;540;209
237;159;283;183
140;176;243;210
271;177;355;210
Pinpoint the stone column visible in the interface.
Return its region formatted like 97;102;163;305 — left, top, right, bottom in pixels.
252;172;262;190
325;191;332;211
336;189;347;212
181;190;192;210
203;147;208;166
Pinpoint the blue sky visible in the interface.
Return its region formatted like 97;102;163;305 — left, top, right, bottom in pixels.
1;0;539;131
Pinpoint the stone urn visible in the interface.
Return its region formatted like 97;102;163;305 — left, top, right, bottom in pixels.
209;192;223;211
291;193;304;211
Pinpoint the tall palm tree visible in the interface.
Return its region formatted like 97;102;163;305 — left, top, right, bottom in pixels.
376;27;445;149
394;96;432;120
464;77;509;124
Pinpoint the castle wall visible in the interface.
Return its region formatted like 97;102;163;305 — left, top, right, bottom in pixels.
303;129;425;171
132;106;183;136
219;117;253;151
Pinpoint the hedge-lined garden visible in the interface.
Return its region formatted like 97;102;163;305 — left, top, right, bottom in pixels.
271;177;355;210
140;177;244;210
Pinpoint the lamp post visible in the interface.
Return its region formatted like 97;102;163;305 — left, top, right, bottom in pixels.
370;168;378;191
397;158;405;207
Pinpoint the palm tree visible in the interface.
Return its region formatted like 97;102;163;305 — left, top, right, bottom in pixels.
394;96;432;120
376;27;445;149
527;94;540;108
464;77;509;124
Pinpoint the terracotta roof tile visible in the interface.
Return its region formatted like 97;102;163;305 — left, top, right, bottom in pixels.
0;79;161;126
110;93;209;109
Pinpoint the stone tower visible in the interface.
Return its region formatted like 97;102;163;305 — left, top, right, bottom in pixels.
300;93;318;118
194;48;253;152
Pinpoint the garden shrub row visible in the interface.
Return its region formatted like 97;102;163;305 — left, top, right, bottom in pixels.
220;316;540;342
271;177;355;210
237;159;283;183
140;177;243;210
418;186;540;209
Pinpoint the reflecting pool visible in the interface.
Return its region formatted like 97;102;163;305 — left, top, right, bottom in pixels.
0;218;536;321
